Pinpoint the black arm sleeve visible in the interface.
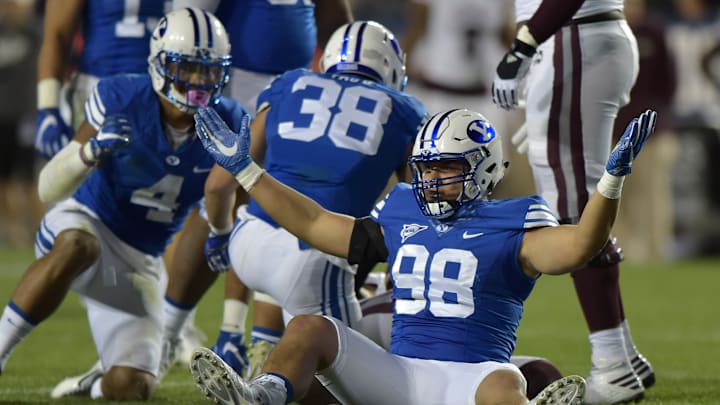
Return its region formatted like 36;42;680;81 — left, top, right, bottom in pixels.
348;217;388;290
526;0;585;44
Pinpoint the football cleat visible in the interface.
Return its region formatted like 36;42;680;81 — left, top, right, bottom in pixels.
584;360;644;404
190;347;285;405
529;375;586;405
630;353;655;389
210;331;249;376
245;340;275;380
50;360;103;398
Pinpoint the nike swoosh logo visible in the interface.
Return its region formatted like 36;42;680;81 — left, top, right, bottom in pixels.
193;166;212;173
38;115;58;136
222;341;240;356
206;129;237;156
462;231;484;239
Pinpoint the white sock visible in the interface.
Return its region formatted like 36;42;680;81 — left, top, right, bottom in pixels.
0;303;37;371
162;297;193;339
90;377;103;399
221;299;248;334
254;373;291;403
589;325;628;368
620;319;639;358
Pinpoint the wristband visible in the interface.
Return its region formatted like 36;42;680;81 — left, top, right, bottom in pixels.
38;78;61;109
516;25;539;48
80;142;98;167
596;170;625;200
234;160;264;191
209;223;234;235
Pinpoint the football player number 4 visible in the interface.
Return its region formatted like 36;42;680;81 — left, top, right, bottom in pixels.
277;76;392;156
392;244;477;318
130;175;184;223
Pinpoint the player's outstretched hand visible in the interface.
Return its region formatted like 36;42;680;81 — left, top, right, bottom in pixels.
82;115;131;165
492;38;536;110
35;108;74;160
606;109;657;177
205;229;231;273
194;107;252;176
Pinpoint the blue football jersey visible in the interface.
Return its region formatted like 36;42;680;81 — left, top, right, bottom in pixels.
215;0;316;73
81;0;169;77
74;74;247;256
247;69;427;226
372;184;559;363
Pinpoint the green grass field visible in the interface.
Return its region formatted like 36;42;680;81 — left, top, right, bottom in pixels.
1;247;718;404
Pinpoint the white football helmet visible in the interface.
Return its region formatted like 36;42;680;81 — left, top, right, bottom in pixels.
320;21;407;91
408;109;508;218
148;7;231;113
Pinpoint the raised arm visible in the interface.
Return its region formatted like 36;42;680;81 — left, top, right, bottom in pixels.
519;110;657;276
195;107;356;259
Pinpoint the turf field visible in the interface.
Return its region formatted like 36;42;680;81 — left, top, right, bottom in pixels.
0;247;718;404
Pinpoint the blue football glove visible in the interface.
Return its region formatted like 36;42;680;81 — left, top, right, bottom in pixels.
82;115;132;164
205;229;231;273
194;107;252;176
35;108;74;159
606;109;657;176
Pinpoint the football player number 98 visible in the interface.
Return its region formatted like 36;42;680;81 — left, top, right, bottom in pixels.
392;244;477;318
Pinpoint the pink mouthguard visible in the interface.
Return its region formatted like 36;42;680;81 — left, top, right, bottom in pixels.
187;90;210;108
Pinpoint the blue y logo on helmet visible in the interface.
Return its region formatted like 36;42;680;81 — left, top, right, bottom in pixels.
467;119;495;144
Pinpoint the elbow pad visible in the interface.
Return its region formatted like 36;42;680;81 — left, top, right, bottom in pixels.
38;141;93;203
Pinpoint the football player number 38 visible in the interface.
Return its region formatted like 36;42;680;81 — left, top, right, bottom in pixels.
277;76;392;156
392;244;477;318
